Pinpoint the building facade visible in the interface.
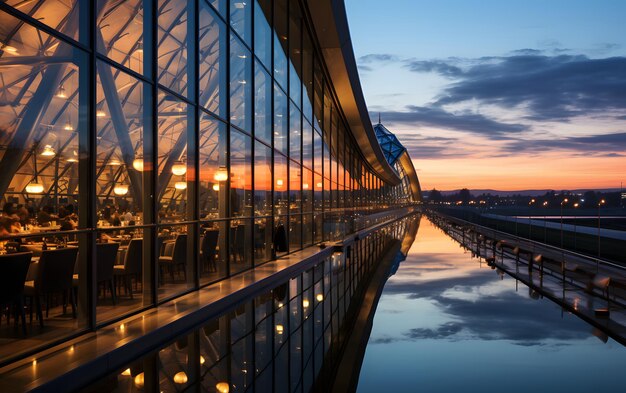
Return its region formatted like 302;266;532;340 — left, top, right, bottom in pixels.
0;0;420;383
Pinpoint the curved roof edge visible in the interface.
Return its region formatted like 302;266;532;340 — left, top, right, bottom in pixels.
399;151;423;202
305;0;401;186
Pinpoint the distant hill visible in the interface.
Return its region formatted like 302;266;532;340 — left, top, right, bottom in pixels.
426;188;622;197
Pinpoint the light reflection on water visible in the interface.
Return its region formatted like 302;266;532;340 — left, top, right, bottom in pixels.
357;216;626;393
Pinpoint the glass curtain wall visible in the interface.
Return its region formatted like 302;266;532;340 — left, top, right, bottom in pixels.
0;0;410;366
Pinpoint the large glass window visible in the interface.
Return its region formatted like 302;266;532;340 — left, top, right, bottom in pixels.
199;113;227;219
230;0;252;47
254;0;272;69
158;0;190;98
290;160;301;214
254;143;272;217
255;61;272;144
157;92;190;224
5;0;85;43
199;2;227;117
290;104;301;163
96;61;146;223
230;129;252;217
230;34;252;132
273;0;288;90
97;0;145;75
303;121;313;170
274;84;288;153
313;130;322;176
302;31;314;122
0;10;90;358
289;1;303;108
274;154;288;215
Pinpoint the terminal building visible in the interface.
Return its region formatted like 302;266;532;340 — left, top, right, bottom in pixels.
0;0;421;390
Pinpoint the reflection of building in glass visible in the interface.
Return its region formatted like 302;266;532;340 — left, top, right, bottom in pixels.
0;0;421;387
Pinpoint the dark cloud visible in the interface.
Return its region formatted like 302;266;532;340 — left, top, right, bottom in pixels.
434;55;626;121
358;53;398;63
503;132;626;154
374;106;527;135
375;253;593;346
510;49;543;56
404;60;463;78
405;322;463;340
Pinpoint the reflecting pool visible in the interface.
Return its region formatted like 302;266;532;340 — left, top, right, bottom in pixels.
357;216;626;393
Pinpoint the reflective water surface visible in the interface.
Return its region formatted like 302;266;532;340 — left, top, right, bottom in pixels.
357;217;626;393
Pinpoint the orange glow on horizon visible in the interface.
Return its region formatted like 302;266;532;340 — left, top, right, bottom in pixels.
414;153;626;191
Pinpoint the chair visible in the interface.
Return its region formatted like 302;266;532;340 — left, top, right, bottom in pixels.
72;243;120;304
96;243;120;304
158;234;187;283
114;239;142;299
0;252;32;333
24;247;79;327
230;225;247;263
200;229;219;272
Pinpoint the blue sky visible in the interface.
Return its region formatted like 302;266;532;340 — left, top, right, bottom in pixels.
345;0;626;190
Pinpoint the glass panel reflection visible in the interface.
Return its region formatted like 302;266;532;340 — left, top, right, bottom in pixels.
105;220;405;392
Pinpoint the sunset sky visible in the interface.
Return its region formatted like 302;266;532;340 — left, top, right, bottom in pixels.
345;0;626;191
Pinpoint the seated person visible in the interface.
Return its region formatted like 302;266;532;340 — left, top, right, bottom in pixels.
60;216;78;231
37;205;57;226
0;215;21;237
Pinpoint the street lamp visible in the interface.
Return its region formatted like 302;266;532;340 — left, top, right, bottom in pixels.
528;199;536;241
543;201;548;243
598;199;605;260
573;203;579;250
560;198;568;249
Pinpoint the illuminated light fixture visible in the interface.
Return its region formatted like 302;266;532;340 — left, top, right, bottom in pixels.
41;144;56;157
26;182;44;194
1;43;18;54
214;167;228;182
64;121;74;131
96;109;106;118
56;85;67;98
212;184;220;191
234;2;246;9
200;356;206;365
113;184;129;196
275;324;284;334
134;373;145;388
173;371;188;384
133;158;144;172
109;159;122;166
237;54;247;59
316;294;324;302
66;155;78;163
216;382;230;393
238;80;247;84
175;181;187;190
171;161;187;176
316;182;322;188
302;183;309;190
302;299;310;308
276;179;283;187
121;368;131;376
